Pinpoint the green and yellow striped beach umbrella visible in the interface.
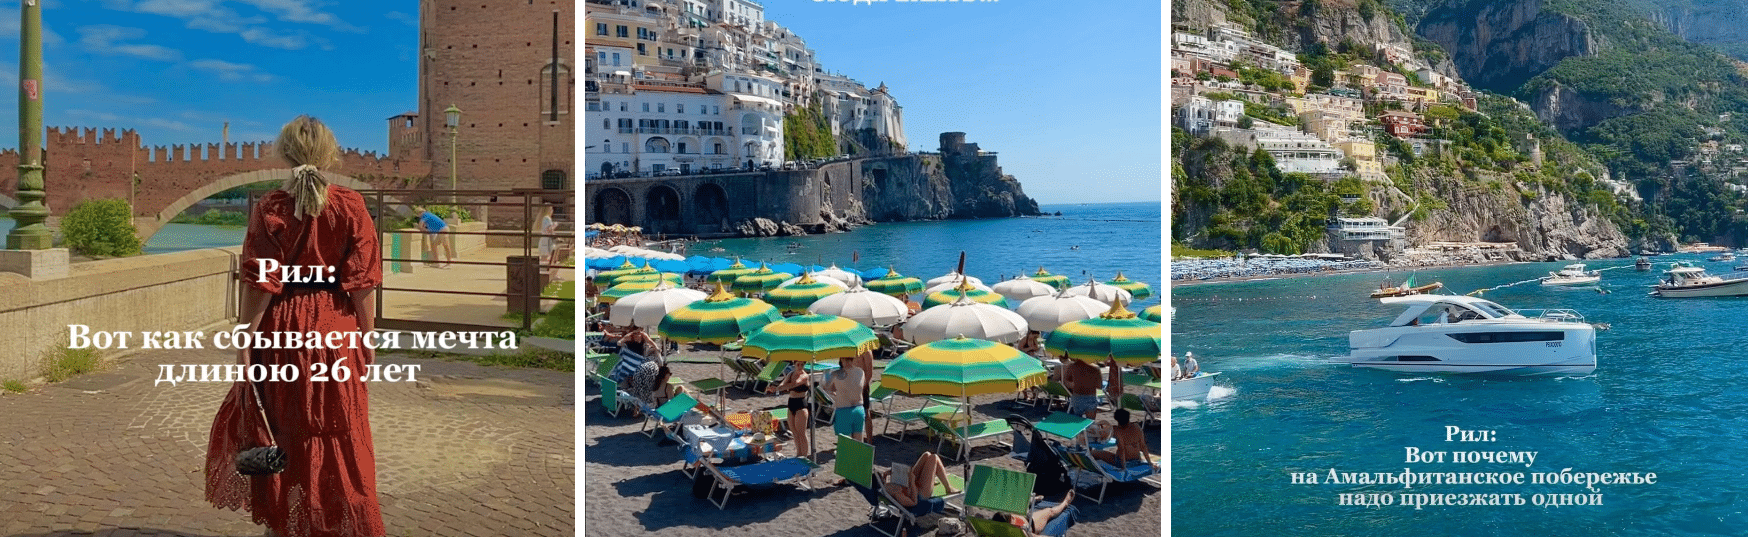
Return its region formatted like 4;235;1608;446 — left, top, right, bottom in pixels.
1044;301;1163;365
923;281;1010;309
658;283;783;344
598;279;661;305
707;258;754;284
732;264;793;295
865;268;925;297
1104;271;1152;301
741;313;878;363
614;271;685;286
1140;304;1164;323
764;273;847;313
880;336;1049;398
1028;266;1071;291
595;259;644;283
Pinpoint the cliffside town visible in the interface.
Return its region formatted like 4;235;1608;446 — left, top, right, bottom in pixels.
1171;0;1746;263
582;0;1039;237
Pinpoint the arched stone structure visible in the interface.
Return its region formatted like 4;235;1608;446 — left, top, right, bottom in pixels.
139;169;377;242
591;187;634;225
693;182;728;234
644;184;683;235
0;192;16;210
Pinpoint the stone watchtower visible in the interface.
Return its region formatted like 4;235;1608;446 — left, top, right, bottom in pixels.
939;132;979;156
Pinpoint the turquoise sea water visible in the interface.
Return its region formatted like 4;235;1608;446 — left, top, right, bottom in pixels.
1171;255;1748;536
0;217;244;254
697;201;1163;307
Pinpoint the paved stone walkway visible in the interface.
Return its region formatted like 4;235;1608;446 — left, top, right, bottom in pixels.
0;347;574;537
380;247;573;329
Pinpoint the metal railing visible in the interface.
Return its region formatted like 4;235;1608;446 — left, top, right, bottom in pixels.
361;189;576;333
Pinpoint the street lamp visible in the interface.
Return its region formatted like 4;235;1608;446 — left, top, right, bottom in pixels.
444;104;461;200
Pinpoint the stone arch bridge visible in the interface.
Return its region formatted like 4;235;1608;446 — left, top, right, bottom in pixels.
584;158;896;236
0;126;432;242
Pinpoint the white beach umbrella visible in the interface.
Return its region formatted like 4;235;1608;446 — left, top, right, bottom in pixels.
807;285;911;327
992;276;1058;305
1016;290;1110;333
609;281;709;329
815;265;863;288
926;271;984;288
1063;279;1133;306
778;274;849;289
924;278;994;295
901;294;1029;344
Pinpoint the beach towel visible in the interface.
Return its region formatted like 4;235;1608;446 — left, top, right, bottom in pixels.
609;348;646;383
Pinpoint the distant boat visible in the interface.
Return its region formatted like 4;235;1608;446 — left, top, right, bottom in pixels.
1370;275;1441;298
1708;251;1736;263
1652;263;1748;298
1634;257;1652;271
1541;264;1601;287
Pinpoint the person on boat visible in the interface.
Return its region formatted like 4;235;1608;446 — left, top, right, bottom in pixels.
1167;355;1182;381
1062;358;1103;419
1092;409;1157;471
1182;352;1200;379
766;364;812;458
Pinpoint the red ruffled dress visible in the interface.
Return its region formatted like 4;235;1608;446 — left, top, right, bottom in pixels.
206;185;385;537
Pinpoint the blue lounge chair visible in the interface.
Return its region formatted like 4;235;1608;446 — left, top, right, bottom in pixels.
700;456;815;509
1061;448;1160;504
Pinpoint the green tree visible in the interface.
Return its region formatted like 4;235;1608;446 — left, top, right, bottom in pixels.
62;198;142;257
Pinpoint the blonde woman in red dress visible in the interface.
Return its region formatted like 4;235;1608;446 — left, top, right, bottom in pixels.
206;116;385;537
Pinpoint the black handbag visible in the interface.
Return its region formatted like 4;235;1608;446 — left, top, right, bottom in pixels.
235;360;287;476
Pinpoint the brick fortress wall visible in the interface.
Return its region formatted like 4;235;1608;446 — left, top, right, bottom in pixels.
0;127;432;218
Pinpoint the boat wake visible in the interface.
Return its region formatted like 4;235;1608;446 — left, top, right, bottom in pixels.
1394;376;1447;383
1206;385;1236;400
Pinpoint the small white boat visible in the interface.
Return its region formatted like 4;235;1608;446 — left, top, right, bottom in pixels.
1337;295;1597;376
1541;264;1601;286
1709;252;1737;263
1651;264;1748;298
1171;372;1220;401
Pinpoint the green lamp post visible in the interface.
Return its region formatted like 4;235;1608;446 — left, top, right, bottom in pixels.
6;0;48;250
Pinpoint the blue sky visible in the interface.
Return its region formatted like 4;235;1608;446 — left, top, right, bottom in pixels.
0;0;417;155
762;0;1163;205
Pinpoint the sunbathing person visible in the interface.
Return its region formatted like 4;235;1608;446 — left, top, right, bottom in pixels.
880;451;959;507
1092;409;1157;471
1015;331;1043;356
991;490;1079;537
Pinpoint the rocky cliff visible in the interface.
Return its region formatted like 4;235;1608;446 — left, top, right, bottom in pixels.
1640;0;1749;59
854;151;1040;223
1417;0;1596;93
1391;168;1629;260
1176;0;1464;79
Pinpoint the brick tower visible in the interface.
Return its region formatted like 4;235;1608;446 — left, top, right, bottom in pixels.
411;0;574;198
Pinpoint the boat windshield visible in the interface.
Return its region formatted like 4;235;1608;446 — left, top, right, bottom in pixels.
1473;301;1514;318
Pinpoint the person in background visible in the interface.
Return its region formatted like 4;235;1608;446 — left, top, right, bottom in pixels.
766;364;812;458
825;355;867;442
1062;357;1102;419
1183;352;1200;379
1092;409;1157;471
991;490;1078;537
880;451;959;508
414;205;456;268
537;205;561;267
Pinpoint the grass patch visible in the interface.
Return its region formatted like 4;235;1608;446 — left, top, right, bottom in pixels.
41;346;103;382
2;379;26;393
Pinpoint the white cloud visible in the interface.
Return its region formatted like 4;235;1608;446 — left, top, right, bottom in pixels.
236;0;361;32
76;25;182;61
385;11;416;27
66;108;200;132
237;27;308;50
189;58;274;82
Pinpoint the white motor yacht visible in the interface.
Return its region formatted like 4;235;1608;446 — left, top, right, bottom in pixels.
1337;295;1596;376
1540;263;1600;286
1171;372;1220;402
1708;251;1737;263
1651;264;1748;298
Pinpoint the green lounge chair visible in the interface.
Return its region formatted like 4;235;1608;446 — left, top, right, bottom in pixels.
837;435;953;536
750;359;788;393
1119;392;1157;425
924;415;1013;462
963;465;1037;537
881;402;957;442
641;391;700;440
600;377;628;418
1061;448;1160;504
